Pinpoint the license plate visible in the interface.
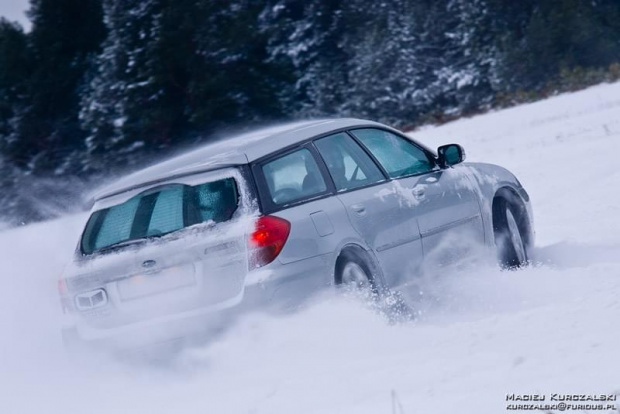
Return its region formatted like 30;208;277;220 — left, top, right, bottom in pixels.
117;266;196;301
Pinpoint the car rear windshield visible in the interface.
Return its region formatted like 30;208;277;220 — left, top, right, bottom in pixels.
81;177;238;255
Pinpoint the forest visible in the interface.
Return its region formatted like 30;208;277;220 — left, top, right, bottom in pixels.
1;0;620;224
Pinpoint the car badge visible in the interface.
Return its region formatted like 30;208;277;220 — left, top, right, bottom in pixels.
142;260;157;268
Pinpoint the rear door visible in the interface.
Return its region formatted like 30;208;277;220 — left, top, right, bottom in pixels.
350;128;484;265
252;144;352;302
254;144;340;263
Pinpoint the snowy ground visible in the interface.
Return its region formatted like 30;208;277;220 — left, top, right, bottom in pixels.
2;82;620;413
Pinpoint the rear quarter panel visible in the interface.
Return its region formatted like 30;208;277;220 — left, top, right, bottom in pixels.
246;196;375;310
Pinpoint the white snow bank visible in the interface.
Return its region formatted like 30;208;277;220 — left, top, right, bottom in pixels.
2;82;620;414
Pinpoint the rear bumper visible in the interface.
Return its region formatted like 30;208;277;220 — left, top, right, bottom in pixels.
244;252;333;310
66;253;331;351
70;290;243;350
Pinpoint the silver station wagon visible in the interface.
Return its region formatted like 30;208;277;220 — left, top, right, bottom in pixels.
59;118;534;351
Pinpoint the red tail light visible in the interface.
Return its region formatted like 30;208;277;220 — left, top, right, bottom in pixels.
58;277;69;313
58;278;68;296
249;215;291;268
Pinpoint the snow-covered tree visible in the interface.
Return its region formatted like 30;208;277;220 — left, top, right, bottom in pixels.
0;19;31;161
16;0;105;174
81;0;169;171
259;0;350;117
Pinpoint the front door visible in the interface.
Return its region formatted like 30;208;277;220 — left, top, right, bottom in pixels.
350;128;484;268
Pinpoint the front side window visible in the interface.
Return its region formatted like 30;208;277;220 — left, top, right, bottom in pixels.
314;132;385;191
81;177;238;255
262;148;327;205
351;128;435;178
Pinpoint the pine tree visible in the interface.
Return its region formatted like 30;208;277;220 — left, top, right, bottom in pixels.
82;0;293;172
259;0;350;117
338;1;424;124
0;19;33;222
428;0;497;116
0;19;31;156
340;0;498;126
81;0;165;172
14;0;105;174
497;0;620;91
188;0;291;134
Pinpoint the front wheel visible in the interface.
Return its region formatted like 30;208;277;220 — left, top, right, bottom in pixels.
494;199;529;268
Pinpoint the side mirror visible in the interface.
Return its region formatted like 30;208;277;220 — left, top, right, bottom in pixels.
437;144;466;168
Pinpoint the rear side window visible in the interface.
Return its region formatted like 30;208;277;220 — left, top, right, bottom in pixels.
262;148;327;205
195;179;239;223
351;128;434;178
314;132;385;191
81;177;238;255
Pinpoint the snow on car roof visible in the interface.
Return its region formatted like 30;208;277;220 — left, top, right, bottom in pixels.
94;118;383;201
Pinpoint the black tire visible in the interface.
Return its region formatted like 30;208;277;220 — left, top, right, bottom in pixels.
494;198;529;268
335;248;414;322
335;249;377;292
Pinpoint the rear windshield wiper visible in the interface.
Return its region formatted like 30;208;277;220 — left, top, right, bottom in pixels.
94;235;162;254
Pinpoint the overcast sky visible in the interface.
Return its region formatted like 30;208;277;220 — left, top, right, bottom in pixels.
0;0;30;30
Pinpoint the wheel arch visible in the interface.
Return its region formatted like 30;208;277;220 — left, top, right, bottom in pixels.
492;186;533;248
333;243;386;288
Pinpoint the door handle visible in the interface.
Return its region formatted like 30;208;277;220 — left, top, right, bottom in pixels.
412;187;426;199
350;204;366;215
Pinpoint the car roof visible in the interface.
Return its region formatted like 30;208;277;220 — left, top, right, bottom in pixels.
94;118;385;201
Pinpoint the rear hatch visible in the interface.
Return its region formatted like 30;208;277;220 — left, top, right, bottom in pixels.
63;167;255;331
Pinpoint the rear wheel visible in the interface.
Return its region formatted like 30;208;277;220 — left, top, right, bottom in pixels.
336;249;376;297
494;198;529;268
335;248;413;321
